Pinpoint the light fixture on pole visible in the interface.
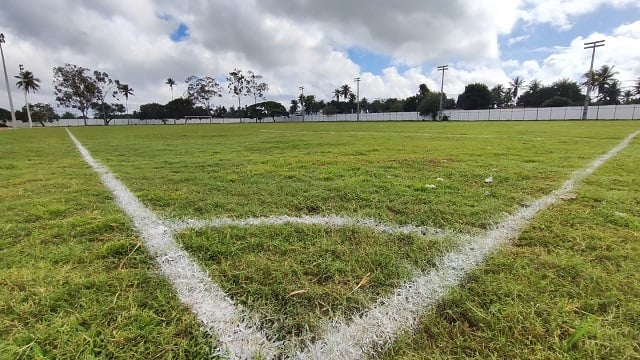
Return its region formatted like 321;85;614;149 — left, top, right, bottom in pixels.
582;40;604;120
437;65;448;120
0;33;17;127
354;77;360;122
299;86;304;122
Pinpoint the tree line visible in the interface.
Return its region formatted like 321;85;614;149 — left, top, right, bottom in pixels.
1;62;640;127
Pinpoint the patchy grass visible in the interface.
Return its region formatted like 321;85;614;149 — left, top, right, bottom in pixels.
69;121;636;233
177;225;456;343
381;127;640;359
1;121;638;358
0;128;211;359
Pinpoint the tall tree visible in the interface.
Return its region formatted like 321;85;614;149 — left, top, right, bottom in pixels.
289;99;299;114
166;78;176;100
185;75;222;113
418;83;430;97
509;76;524;105
456;83;492;110
528;79;542;93
490;84;507;108
339;84;352;101
418;92;442;120
92;71;120;125
91;103;125;125
621;90;635;104
53;64;99;126
246;70;269;105
583;64;618;103
602;79;622;105
552;78;583;102
634;78;640;96
28;103;58;127
333;88;341;102
116;81;134;124
15;69;40;128
227;68;247;109
165;97;196;123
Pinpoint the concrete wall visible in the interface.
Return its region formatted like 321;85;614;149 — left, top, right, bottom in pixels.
11;104;639;127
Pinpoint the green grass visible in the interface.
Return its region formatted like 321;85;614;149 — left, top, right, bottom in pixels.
1;121;638;358
69;121;634;232
0;128;211;359
177;225;456;343
381;128;640;359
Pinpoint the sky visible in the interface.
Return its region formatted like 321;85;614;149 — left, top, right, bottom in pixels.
0;0;639;114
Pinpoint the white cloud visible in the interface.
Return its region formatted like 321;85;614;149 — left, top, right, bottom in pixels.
0;1;638;115
519;0;639;30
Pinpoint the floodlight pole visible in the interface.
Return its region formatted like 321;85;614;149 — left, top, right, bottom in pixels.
582;40;604;120
0;33;17;127
354;77;360;121
437;65;448;120
299;86;304;122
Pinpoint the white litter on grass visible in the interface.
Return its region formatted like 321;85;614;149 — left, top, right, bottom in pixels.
67;127;638;360
484;176;494;183
436;177;446;182
424;184;437;189
66;129;276;360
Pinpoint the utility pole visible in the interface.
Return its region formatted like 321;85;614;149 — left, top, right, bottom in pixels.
299;86;304;122
437;65;448;120
354;77;360;121
582;40;604;120
0;33;17;127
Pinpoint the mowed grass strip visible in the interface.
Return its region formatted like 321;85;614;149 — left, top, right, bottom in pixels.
69;121;639;233
382;132;640;358
0;128;211;359
177;225;457;344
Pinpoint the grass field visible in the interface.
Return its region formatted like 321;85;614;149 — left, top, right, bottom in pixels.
1;121;638;359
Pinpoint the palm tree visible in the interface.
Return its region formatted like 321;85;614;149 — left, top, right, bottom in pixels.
602;79;622;105
621;90;634;104
633;78;640;96
340;84;352;101
116;82;134;124
418;83;430;97
289;99;299;114
528;79;542;93
333;88;341;103
509;76;524;105
166;78;176;100
583;65;618;103
15;69;40;128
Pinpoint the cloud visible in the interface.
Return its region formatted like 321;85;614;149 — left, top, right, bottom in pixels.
0;0;638;114
519;0;640;30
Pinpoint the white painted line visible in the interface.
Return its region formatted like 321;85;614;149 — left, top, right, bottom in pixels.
67;126;638;360
297;130;639;359
66;129;276;360
170;215;448;238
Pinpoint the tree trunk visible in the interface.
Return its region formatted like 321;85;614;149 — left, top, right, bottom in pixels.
24;90;33;128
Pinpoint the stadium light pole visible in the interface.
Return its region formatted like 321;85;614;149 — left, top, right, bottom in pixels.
582;40;604;120
299;86;304;122
0;33;17;127
437;65;448;120
354;77;360;121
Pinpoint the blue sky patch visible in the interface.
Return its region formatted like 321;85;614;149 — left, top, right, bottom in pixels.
347;47;392;75
171;23;190;42
500;5;639;62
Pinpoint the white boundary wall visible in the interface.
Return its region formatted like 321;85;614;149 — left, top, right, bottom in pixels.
12;104;640;127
